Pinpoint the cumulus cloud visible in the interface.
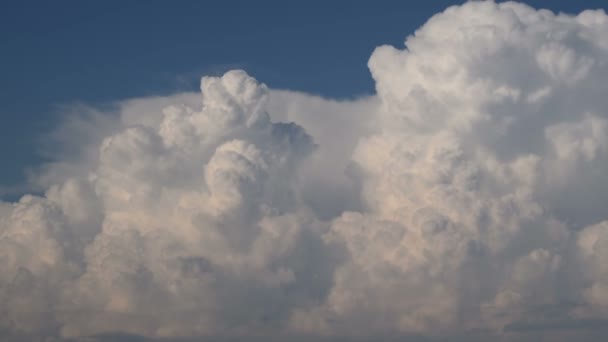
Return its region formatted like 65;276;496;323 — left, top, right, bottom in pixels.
2;1;608;341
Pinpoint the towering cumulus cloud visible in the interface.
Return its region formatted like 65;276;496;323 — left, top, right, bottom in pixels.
2;1;608;341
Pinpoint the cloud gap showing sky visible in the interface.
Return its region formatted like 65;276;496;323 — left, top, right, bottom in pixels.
2;1;608;341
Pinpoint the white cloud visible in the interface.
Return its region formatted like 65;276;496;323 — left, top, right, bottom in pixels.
2;1;608;341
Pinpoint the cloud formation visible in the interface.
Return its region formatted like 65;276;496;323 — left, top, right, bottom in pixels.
2;1;608;341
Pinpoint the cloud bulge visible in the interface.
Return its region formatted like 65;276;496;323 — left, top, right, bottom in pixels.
2;1;608;341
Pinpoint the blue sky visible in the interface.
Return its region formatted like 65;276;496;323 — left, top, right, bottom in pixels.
1;0;606;194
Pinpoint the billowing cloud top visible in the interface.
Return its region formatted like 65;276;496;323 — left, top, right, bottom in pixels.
2;1;608;341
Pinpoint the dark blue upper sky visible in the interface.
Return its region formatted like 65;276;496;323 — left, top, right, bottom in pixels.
1;0;606;196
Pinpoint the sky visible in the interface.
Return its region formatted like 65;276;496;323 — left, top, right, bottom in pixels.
2;1;608;342
1;0;607;194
